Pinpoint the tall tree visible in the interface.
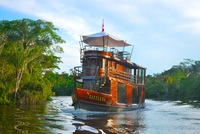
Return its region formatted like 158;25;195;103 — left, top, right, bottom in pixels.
0;20;9;55
0;18;65;103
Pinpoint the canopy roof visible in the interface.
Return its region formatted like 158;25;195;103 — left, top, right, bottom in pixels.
82;32;131;47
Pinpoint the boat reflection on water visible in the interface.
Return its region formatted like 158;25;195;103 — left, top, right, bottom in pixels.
72;109;145;134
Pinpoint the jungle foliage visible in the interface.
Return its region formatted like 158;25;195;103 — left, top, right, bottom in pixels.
0;18;65;104
44;71;74;96
146;59;200;102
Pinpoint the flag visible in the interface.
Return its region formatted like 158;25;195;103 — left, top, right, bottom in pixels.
102;19;104;32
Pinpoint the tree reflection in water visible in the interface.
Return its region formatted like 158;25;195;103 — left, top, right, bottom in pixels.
0;104;49;134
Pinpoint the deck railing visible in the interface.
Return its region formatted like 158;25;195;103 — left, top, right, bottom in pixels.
74;66;99;79
74;66;82;77
82;45;131;60
108;67;137;84
74;66;141;84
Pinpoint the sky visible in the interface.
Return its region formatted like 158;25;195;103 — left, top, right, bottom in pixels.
0;0;200;75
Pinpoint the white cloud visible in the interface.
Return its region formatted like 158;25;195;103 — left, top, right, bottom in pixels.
161;0;200;35
1;0;200;74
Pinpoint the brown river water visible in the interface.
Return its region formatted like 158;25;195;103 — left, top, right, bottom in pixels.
0;96;200;134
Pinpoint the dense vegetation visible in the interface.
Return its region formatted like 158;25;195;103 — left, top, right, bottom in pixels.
0;18;65;104
146;59;200;102
45;71;74;96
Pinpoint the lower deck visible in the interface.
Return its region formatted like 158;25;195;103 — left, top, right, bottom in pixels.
72;86;145;112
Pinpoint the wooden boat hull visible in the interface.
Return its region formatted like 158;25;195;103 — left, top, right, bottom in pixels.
73;100;144;112
72;88;144;112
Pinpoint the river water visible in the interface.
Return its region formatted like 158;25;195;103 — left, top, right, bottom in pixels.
0;96;200;134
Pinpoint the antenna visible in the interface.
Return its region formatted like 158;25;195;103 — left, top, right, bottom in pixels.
130;45;134;59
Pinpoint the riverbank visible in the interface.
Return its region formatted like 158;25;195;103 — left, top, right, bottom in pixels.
147;97;200;108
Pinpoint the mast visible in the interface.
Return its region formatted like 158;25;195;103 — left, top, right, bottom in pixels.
102;19;104;32
102;19;105;51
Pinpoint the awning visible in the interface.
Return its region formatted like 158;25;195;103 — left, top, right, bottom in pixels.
82;32;131;47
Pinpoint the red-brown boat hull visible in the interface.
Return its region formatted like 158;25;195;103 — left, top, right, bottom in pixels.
72;88;144;112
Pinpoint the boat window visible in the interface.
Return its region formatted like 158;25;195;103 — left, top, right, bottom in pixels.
83;58;98;66
90;58;97;66
83;80;97;90
117;82;126;103
132;87;139;103
138;69;142;84
97;59;102;68
137;68;145;84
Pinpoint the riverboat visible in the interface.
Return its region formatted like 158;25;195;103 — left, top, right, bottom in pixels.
71;22;146;112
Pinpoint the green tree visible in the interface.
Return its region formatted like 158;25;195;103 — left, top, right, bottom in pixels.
44;71;74;96
145;75;165;99
146;59;200;103
0;18;65;104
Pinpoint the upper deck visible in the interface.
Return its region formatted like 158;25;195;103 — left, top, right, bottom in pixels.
74;30;146;88
80;45;146;70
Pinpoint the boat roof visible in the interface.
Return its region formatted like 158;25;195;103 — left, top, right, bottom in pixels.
82;32;132;47
133;62;147;69
119;59;146;69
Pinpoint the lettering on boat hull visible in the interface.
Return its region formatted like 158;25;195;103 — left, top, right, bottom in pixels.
87;92;106;102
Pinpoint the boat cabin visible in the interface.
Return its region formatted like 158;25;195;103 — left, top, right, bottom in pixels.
73;43;146;106
72;22;146;111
